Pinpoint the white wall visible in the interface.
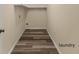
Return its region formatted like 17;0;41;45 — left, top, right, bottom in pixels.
14;5;27;48
0;5;27;53
0;5;16;53
47;5;79;53
26;8;47;29
10;5;28;53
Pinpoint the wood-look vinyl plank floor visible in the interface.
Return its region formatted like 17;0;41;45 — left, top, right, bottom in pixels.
11;29;58;54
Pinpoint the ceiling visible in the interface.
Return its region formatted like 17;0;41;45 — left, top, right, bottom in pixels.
23;4;48;8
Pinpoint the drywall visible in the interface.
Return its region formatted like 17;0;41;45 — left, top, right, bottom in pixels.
0;5;16;53
25;8;47;29
0;5;27;53
9;5;28;53
0;5;8;53
47;5;79;53
14;5;27;46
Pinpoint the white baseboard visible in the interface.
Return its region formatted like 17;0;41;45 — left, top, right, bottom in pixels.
47;29;62;54
8;38;19;54
8;29;25;54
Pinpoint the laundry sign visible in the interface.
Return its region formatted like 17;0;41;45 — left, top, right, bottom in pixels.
59;42;75;48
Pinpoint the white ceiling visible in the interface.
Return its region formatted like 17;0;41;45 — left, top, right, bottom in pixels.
23;4;48;8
